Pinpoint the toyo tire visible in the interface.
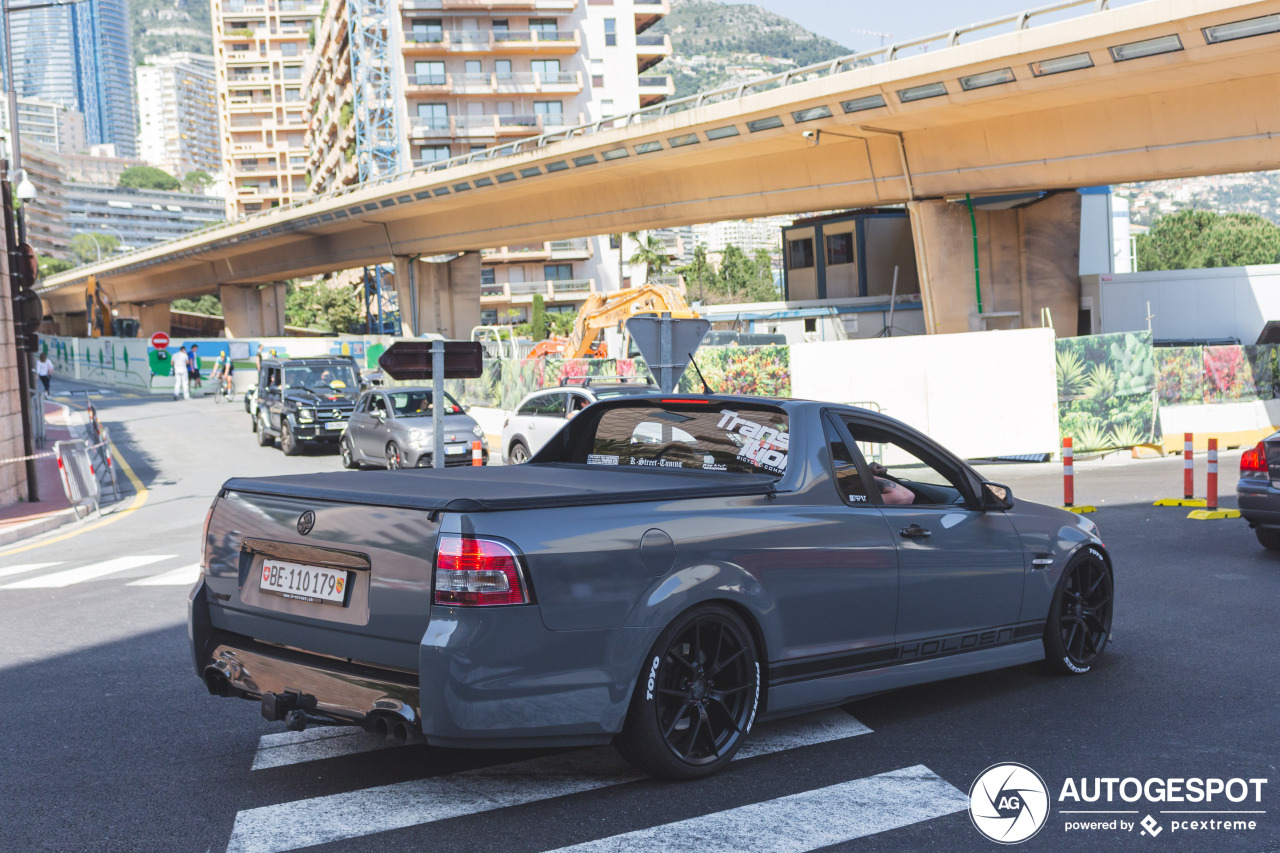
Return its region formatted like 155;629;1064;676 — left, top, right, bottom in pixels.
1044;547;1114;675
615;604;761;780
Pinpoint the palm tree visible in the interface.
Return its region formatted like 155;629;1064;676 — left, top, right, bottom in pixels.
627;231;670;284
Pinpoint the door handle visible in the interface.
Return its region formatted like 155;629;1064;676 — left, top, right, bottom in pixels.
899;524;931;539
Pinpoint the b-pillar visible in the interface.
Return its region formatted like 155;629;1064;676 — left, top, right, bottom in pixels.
219;283;288;338
393;253;481;338
907;193;1083;336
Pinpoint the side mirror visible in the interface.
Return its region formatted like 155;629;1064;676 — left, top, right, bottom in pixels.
982;482;1014;511
374;410;387;423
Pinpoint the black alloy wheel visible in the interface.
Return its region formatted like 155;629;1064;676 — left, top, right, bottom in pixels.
281;421;301;456
616;605;760;779
1044;548;1113;675
509;440;530;464
385;442;403;470
340;437;359;469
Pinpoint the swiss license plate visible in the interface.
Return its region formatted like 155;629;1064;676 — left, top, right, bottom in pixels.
325;421;348;431
260;559;349;605
445;445;466;455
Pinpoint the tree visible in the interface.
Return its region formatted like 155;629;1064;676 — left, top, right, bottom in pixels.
118;166;181;191
627;231;670;283
182;170;213;193
529;293;548;341
37;255;76;277
172;295;223;316
69;232;120;264
675;245;715;302
285;279;364;332
1191;214;1280;268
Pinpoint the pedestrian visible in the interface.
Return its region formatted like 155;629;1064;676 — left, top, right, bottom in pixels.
189;343;202;391
35;351;52;394
255;345;264;371
172;345;190;400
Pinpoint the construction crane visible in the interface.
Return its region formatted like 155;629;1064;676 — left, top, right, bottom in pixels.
851;28;894;47
531;283;699;359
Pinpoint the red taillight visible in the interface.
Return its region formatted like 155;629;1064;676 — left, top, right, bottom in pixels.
434;535;528;606
1241;441;1268;473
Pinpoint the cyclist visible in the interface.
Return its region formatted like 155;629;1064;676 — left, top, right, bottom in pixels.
210;351;235;402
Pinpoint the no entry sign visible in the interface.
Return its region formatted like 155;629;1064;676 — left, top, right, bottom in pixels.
150;332;170;349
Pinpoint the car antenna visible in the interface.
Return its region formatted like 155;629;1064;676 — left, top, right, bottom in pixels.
688;352;716;394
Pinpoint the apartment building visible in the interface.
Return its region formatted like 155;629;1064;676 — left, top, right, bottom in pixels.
16;98;85;154
301;0;673;324
213;0;323;217
137;53;222;180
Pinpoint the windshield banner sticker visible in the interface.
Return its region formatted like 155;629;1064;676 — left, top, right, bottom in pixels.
718;410;788;473
588;454;620;466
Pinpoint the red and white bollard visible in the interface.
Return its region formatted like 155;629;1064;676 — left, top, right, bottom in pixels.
472;440;482;467
1183;432;1195;500
1206;438;1218;511
1062;437;1074;508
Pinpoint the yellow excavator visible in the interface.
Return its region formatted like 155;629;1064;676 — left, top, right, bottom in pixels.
532;282;699;359
85;276;113;337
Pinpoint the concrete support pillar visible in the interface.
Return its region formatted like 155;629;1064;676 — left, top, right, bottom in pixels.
908;193;1082;336
0;255;28;507
394;253;481;338
220;282;287;338
117;303;172;337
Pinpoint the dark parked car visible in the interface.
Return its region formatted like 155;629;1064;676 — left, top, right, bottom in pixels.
252;356;362;455
340;387;488;469
1237;435;1280;548
193;395;1113;779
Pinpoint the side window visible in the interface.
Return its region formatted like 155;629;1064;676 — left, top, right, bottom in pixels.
265;367;281;389
517;396;541;417
534;393;566;417
823;417;870;504
843;420;970;507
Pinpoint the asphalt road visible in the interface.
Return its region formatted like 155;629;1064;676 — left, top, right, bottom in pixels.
1;380;1278;853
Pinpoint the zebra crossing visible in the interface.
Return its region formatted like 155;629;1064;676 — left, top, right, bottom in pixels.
227;709;971;853
0;555;200;589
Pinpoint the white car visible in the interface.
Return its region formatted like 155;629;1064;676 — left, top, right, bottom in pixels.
501;377;660;464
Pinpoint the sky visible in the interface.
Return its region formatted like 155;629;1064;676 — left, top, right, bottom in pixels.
726;0;1138;51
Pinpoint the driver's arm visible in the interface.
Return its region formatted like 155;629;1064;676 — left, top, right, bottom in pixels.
876;476;915;506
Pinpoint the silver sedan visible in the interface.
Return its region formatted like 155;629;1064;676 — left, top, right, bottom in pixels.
340;387;488;469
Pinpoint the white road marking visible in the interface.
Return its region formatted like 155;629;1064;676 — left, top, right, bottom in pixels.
128;564;202;587
227;709;872;853
0;562;63;580
548;764;970;853
251;727;388;771
1;555;174;589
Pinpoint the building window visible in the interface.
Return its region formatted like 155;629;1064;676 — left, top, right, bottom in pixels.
591;59;604;88
481;268;496;285
280;42;299;56
419;145;451;163
788;238;814;269
495;59;512;79
544;263;573;281
609;234;621;250
414;61;445;86
531;59;560;83
411;19;443;42
534;101;563;125
530;18;557;35
604;18;616;46
825;232;854;265
417;103;449;130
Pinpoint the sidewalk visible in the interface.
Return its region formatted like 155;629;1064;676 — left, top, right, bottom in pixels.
0;400;78;547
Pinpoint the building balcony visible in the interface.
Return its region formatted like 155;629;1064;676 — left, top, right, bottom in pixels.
408;112;582;140
406;70;583;96
635;32;671;72
402;29;579;55
402;0;575;9
482;243;552;262
633;0;668;33
226;73;273;85
638;74;673;106
480;278;596;304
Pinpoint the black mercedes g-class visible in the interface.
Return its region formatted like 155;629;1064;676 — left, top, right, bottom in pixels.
251;356;363;455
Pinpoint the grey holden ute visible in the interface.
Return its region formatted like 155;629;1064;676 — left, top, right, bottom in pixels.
192;395;1113;779
339;387;488;469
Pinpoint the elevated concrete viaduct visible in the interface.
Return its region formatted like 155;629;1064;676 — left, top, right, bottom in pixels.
35;0;1280;338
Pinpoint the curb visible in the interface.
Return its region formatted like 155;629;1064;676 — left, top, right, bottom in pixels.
0;509;79;548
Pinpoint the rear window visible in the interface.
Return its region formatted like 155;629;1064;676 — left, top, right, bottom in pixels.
584;403;789;476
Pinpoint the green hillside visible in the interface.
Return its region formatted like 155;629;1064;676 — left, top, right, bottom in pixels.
131;0;213;65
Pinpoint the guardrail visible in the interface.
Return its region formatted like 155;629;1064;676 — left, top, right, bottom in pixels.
42;0;1139;287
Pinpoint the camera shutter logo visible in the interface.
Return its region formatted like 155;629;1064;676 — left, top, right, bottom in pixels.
297;511;316;536
969;763;1050;844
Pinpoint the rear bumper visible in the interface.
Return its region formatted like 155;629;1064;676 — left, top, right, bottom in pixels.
1237;478;1280;526
190;581;656;748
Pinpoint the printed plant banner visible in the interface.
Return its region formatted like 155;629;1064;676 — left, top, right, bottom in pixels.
1056;332;1160;452
1155;345;1273;405
677;344;791;397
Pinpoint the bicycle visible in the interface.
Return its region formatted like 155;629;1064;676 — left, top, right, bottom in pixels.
212;369;236;404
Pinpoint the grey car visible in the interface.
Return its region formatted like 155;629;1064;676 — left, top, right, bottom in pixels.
339;387;488;469
194;395;1113;779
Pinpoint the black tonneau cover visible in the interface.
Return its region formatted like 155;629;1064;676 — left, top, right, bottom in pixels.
221;463;778;512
